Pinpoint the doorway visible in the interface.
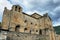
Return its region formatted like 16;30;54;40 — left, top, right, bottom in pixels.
15;25;20;32
39;29;42;35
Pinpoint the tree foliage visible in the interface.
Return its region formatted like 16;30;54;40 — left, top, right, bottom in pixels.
54;26;60;34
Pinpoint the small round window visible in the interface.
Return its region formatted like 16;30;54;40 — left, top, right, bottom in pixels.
24;20;27;23
24;28;27;30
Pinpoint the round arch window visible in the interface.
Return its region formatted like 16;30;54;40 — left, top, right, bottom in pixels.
15;25;20;32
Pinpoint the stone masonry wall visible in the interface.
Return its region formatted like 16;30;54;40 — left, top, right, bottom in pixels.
6;31;50;40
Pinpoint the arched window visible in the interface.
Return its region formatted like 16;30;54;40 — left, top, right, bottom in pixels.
15;25;20;32
24;20;27;23
36;30;38;32
24;28;28;32
24;28;27;30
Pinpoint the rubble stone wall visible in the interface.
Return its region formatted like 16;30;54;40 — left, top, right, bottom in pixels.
6;31;50;40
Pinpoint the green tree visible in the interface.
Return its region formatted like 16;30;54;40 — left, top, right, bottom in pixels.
0;22;1;32
54;26;60;34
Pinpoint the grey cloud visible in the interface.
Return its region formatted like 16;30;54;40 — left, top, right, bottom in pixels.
28;0;60;11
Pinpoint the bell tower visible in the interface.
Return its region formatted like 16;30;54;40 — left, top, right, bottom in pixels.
2;5;23;31
11;5;22;12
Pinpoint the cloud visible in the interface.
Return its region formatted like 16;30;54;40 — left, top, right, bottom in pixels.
0;0;12;22
52;6;60;26
53;18;60;26
53;0;60;3
8;0;58;11
0;0;12;10
8;0;33;12
53;6;60;18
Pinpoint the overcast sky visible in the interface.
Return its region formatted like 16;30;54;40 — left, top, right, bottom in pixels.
0;0;60;26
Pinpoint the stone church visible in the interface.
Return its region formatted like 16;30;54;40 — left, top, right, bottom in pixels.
1;5;56;40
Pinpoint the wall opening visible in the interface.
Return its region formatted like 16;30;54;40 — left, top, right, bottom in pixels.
18;7;20;12
39;29;42;35
15;6;17;11
24;28;27;31
24;20;27;23
15;25;20;32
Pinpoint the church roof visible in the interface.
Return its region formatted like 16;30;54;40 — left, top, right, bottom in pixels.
31;13;42;16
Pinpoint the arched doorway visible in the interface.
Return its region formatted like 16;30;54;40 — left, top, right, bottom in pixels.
15;25;20;32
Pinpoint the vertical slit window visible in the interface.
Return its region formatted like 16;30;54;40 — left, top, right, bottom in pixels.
18;7;20;12
39;29;42;35
15;6;17;11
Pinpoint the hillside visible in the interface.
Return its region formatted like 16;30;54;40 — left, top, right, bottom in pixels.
53;26;60;34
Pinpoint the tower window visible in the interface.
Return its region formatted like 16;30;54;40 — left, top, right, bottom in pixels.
15;6;17;11
18;7;20;12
